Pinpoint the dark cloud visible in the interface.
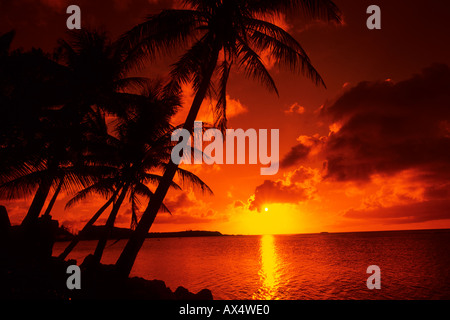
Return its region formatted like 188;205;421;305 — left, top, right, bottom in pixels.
423;184;450;200
281;135;325;168
163;192;195;213
323;63;450;182
280;143;311;168
150;191;226;225
249;180;308;211
249;167;319;211
344;199;450;224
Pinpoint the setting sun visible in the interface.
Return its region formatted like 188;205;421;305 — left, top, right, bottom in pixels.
232;203;304;235
265;207;269;212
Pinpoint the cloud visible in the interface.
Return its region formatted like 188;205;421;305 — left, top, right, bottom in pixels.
344;199;450;224
276;64;450;226
322;63;450;182
317;64;450;225
280;143;310;168
223;96;248;119
249;166;321;211
284;102;305;114
234;200;245;208
339;169;450;225
171;84;248;126
281;134;326;168
152;190;226;226
163;192;195;212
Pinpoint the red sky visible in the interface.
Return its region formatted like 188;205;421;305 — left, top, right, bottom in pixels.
1;0;450;235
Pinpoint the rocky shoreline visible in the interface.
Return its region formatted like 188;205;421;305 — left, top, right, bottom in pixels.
1;255;213;300
0;213;213;300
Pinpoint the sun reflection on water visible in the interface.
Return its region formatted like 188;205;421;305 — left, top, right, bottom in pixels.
253;234;280;300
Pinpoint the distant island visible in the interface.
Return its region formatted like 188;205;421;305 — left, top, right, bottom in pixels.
52;225;223;241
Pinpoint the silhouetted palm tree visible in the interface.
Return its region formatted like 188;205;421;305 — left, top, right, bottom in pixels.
115;0;341;276
0;32;86;228
0;30;148;229
59;81;212;262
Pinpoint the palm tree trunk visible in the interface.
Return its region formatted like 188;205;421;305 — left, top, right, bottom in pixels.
21;174;54;227
42;177;64;218
115;45;221;277
92;185;128;263
58;187;121;260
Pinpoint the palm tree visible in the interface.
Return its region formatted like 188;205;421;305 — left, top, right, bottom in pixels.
114;0;341;276
0;29;148;229
58;182;120;260
59;81;212;263
0;32;88;228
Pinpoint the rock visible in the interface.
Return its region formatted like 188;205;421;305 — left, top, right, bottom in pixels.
126;277;175;300
175;286;194;299
175;286;213;300
195;288;214;300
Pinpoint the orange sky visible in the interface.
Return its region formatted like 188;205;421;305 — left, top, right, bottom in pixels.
2;0;450;235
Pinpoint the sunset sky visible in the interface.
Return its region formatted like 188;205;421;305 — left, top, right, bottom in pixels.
1;0;450;235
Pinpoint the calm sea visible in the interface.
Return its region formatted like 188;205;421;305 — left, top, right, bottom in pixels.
53;229;450;300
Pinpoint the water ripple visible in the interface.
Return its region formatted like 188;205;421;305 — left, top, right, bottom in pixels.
52;230;450;300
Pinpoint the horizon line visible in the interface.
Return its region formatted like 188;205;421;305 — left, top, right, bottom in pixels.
157;227;450;237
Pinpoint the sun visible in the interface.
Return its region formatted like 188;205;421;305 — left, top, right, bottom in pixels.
237;203;301;235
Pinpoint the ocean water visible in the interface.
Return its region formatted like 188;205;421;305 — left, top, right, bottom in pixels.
52;229;450;300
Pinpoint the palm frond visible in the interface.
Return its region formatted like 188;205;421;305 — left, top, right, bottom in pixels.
235;37;279;95
65;180;120;210
169;33;215;95
54;38;77;64
142;173;183;191
130;189;140;230
118;9;207;69
133;182;172;214
214;59;232;133
0;169;49;200
0;158;47;186
248;26;325;87
59;168;97;195
114;77;150;91
175;167;213;195
248;0;341;23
